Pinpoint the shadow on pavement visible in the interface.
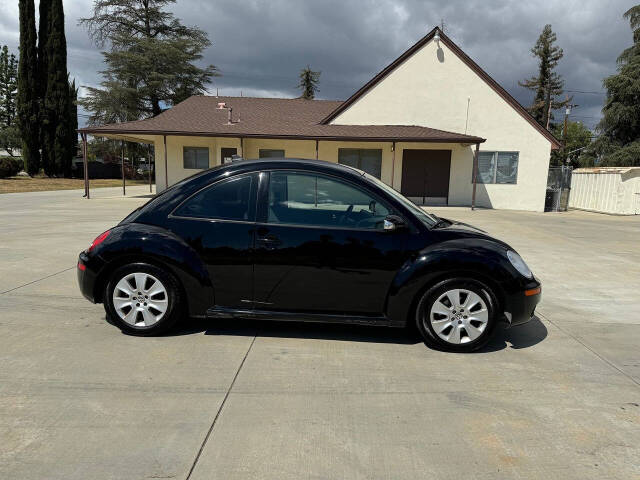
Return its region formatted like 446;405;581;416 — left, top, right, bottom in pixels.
165;315;548;350
480;316;548;353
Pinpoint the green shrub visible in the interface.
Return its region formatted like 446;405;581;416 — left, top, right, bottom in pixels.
0;157;22;178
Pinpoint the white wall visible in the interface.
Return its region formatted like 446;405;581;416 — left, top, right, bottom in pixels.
154;135;242;191
569;169;640;215
153;136;539;211
155;137;400;190
330;37;553;212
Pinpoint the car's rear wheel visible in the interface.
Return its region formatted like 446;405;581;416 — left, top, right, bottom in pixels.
104;263;183;335
415;279;497;352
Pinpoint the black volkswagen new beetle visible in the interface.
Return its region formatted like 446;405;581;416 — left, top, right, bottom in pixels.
78;158;540;352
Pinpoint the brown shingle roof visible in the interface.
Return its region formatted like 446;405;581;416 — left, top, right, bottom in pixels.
80;95;485;144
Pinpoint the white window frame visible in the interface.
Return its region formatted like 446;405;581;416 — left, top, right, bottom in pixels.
474;151;519;184
337;148;383;179
183;146;209;169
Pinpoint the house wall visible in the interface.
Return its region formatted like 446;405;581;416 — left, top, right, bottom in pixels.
154;135;242;190
153;134;544;212
154;135;508;209
329;37;553;212
155;137;400;191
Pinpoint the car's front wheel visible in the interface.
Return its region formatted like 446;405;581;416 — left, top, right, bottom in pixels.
415;279;497;352
104;263;183;335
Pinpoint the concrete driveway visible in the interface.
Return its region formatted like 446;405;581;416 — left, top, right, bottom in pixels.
1;186;639;480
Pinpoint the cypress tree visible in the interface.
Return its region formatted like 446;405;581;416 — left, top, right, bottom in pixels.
38;0;51;173
66;78;78;177
42;0;70;176
17;0;40;175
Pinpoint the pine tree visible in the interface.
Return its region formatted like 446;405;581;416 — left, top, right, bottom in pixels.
581;6;640;167
298;65;320;100
519;25;570;129
0;46;20;156
79;0;217;120
17;0;40;175
42;0;71;176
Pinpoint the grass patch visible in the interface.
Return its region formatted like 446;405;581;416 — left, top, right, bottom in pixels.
0;177;150;194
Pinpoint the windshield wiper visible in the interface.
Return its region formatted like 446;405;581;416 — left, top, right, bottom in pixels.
431;217;450;229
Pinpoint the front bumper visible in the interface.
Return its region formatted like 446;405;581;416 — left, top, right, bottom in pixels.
503;276;541;327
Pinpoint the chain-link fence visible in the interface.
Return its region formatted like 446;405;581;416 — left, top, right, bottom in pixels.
545;166;573;212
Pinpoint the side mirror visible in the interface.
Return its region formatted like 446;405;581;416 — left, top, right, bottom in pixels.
383;214;406;231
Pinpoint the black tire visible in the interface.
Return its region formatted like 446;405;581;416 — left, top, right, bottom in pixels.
415;278;497;352
104;262;184;336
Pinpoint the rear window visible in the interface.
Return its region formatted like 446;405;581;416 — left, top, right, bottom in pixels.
174;174;256;221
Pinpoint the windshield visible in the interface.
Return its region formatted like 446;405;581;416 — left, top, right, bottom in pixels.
364;173;438;227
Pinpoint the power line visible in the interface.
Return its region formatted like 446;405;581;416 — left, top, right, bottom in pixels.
566;90;606;95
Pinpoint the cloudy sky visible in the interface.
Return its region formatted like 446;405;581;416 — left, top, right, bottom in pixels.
0;0;636;129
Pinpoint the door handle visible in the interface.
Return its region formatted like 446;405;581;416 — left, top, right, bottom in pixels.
257;234;282;249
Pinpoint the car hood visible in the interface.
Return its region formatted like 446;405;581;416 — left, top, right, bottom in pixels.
440;218;487;234
433;218;511;250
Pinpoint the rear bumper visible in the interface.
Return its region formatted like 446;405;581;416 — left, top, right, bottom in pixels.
503;276;541;327
77;251;104;303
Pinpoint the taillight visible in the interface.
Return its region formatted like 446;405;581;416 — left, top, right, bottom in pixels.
87;230;111;252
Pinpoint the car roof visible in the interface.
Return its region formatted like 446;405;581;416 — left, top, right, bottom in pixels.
222;157;366;176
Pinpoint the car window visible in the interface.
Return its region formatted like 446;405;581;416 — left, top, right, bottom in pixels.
174;174;255;221
267;171;391;230
363;172;437;228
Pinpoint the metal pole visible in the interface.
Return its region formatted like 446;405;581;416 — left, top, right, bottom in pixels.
148;145;152;193
391;141;396;189
163;135;168;190
315;140;319;160
121;140;126;196
471;143;479;210
82;133;89;199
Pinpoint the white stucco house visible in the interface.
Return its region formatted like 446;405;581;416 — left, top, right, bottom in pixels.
80;27;560;211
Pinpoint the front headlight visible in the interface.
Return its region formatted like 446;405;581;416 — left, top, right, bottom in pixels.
507;250;533;278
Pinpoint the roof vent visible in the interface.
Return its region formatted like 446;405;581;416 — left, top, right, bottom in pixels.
216;102;237;124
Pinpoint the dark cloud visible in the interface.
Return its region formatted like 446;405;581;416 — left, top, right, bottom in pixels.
1;0;635;129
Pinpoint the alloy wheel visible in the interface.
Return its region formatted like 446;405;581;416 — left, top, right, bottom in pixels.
428;288;489;344
112;272;168;327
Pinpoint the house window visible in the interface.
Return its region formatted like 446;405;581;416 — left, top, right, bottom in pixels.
338;149;382;179
183;147;209;169
475;151;519;184
259;149;285;158
221;147;237;164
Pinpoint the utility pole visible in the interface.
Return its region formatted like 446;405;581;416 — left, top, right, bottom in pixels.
562;94;579;147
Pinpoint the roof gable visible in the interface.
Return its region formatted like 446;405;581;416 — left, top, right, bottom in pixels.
321;27;561;149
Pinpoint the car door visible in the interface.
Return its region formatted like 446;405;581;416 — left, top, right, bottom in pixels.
167;172;258;309
252;170;411;315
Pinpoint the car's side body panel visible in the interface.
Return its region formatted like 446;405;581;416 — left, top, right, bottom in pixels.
164;217;255;309
85;224;214;317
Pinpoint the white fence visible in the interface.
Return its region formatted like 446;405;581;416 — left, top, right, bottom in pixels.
569;167;640;215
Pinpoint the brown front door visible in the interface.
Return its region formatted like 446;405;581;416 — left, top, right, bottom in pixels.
401;149;451;205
